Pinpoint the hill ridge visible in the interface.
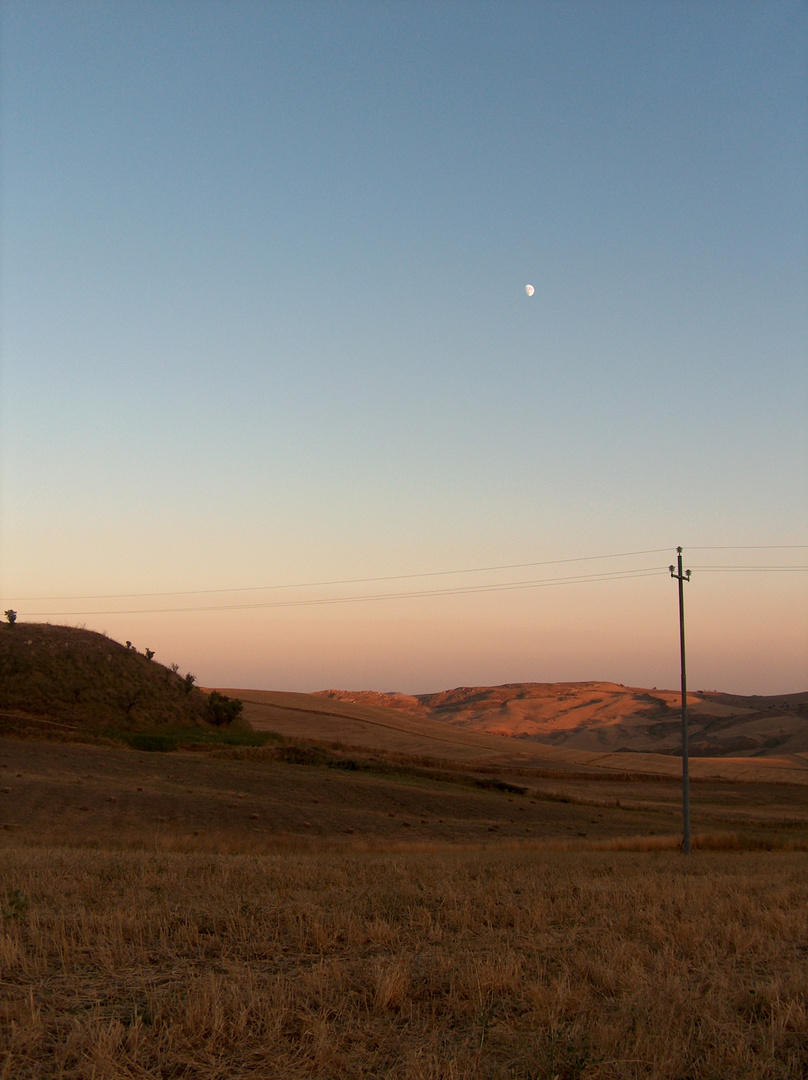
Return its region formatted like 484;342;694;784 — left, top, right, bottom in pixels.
312;682;808;758
0;622;213;735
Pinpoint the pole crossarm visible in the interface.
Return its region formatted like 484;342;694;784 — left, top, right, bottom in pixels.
670;547;692;855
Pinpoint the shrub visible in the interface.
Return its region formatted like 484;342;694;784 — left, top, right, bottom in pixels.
207;691;243;727
125;733;178;752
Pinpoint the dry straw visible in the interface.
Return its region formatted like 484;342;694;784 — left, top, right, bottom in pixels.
1;844;806;1078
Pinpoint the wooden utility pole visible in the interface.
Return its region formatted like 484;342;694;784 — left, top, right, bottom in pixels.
669;548;692;854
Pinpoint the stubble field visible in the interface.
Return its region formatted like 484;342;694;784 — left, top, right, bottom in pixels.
1;843;807;1079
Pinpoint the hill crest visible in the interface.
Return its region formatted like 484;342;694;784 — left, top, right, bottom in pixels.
0;622;212;736
314;682;808;758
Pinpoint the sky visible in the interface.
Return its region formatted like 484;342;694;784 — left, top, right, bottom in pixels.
1;0;806;695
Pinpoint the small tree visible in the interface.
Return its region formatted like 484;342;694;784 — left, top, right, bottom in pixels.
206;691;243;727
4;610;17;627
144;648;155;661
183;673;196;694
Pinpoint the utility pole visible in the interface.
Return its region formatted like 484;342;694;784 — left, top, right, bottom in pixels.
670;548;692;854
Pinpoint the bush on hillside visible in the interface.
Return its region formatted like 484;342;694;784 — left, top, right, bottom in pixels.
206;691;243;727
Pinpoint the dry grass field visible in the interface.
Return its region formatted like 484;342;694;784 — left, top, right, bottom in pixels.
1;736;807;852
1;732;807;1079
1;845;806;1079
1;625;807;1077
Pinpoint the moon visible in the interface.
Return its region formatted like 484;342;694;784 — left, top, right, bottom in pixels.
525;284;535;297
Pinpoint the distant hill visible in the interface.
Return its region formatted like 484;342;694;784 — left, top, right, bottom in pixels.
213;685;808;785
316;682;808;758
0;622;213;738
3;622;805;773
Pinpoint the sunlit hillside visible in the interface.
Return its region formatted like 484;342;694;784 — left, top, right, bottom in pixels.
316;682;808;758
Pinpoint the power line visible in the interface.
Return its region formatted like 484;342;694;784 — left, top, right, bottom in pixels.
688;545;808;550
7;547;804;612
19;566;670;617
689;565;807;572
7;547;673;601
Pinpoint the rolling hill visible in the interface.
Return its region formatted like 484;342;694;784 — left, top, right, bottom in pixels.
2;623;805;786
217;685;808;785
0;622;223;739
1;624;806;854
314;682;808;758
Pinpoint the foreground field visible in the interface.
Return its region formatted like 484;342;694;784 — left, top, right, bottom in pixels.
0;846;806;1079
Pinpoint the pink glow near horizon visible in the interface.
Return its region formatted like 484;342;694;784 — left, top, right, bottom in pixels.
15;569;805;697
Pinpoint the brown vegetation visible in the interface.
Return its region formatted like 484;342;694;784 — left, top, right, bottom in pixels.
0;625;252;749
1;845;806;1079
0;623;213;734
1;736;806;853
1;623;807;1077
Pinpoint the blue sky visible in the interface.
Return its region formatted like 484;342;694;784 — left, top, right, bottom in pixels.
1;1;806;693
